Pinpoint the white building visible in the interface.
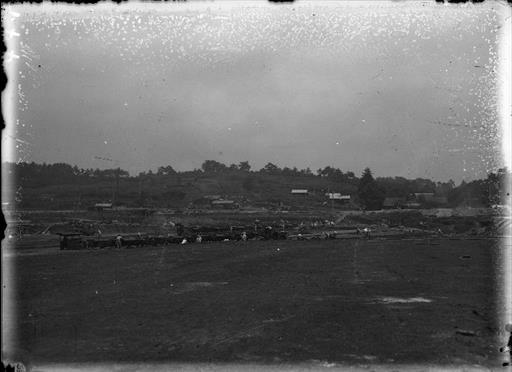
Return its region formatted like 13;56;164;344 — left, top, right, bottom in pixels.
326;193;350;200
291;189;308;195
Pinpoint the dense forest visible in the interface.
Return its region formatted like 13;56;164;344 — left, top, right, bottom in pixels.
2;161;508;210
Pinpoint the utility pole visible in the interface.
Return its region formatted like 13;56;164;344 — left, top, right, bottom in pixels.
331;190;334;213
114;167;120;205
327;187;334;213
138;176;143;206
94;156;121;206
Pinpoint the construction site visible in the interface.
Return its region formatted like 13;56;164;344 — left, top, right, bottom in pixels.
3;202;511;369
4;205;507;250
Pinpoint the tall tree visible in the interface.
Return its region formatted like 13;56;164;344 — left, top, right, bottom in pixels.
261;162;280;174
201;160;227;173
357;167;385;210
238;161;251;172
157;165;177;176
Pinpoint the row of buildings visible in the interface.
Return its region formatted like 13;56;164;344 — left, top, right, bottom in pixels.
190;191;354;210
293;190;448;209
382;193;448;209
93;191;448;211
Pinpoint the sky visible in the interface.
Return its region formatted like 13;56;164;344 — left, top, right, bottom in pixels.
3;1;510;183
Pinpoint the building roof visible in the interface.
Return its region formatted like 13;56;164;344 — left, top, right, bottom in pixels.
291;189;308;194
403;202;421;208
383;197;406;207
326;193;350;200
94;203;113;208
414;193;447;204
211;199;235;204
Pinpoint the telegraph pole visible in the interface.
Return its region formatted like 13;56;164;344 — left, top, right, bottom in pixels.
94;156;121;206
114;167;120;205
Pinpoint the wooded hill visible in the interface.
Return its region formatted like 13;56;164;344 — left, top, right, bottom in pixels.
2;161;507;210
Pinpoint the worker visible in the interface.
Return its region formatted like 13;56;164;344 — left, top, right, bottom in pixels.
59;235;67;250
196;234;202;243
115;234;122;249
241;231;247;241
137;232;144;247
264;226;272;240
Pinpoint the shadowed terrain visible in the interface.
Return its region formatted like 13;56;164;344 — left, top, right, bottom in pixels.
7;238;501;367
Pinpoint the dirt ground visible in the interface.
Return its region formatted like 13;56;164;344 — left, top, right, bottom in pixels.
4;238;504;368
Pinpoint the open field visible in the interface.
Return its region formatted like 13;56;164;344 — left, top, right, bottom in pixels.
4;238;503;368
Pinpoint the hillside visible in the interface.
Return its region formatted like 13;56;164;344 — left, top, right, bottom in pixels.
2;162;507;211
13;172;357;210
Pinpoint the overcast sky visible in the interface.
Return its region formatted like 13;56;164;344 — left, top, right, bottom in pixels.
4;2;509;182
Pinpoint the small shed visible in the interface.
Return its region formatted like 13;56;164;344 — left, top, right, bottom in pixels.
403;201;422;209
291;189;308;195
326;193;351;204
94;203;113;211
383;197;406;209
326;193;350;200
414;194;448;207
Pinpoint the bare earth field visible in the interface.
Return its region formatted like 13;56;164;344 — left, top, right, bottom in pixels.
4;238;503;369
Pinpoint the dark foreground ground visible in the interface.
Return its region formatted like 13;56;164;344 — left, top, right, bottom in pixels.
4;238;504;368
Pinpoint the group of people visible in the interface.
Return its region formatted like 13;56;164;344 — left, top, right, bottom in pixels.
179;231;248;245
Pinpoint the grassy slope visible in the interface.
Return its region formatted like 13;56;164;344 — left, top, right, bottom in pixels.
18;173;357;209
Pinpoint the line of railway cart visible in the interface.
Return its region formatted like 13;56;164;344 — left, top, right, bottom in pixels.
58;225;288;250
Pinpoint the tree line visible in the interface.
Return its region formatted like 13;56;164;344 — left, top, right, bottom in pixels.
2;161;508;210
